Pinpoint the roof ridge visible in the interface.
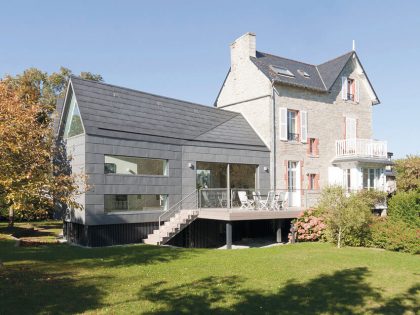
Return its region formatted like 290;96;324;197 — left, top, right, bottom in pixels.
70;75;235;114
256;51;316;67
317;51;354;66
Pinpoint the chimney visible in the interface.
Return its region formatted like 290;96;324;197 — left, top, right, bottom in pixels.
230;32;256;70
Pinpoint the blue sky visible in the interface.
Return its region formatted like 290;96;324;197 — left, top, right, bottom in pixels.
1;0;419;157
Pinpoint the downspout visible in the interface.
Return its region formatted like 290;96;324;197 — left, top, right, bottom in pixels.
271;81;277;191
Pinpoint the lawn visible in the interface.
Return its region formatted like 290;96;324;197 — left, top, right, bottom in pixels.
0;222;418;314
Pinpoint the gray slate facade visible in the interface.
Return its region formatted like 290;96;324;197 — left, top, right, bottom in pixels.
58;77;270;245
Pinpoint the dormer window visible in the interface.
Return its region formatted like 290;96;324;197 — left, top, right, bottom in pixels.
298;69;310;78
270;65;294;77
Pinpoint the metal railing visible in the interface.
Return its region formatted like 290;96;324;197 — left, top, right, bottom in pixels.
287;132;300;141
336;138;387;158
158;189;198;228
198;188;322;210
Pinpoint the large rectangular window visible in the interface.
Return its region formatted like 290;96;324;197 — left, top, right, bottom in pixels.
104;155;167;176
104;194;167;212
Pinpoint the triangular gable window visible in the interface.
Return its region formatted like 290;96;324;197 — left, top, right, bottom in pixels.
63;93;84;138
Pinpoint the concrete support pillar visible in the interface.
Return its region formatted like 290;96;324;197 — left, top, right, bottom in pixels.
226;222;232;249
276;220;283;243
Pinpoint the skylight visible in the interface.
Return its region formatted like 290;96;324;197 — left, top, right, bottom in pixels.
298;69;311;78
270;65;294;77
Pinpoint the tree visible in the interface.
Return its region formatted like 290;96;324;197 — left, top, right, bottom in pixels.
0;82;78;226
0;68;101;226
317;186;373;248
394;155;420;192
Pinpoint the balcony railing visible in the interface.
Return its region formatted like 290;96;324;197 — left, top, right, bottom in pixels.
336;138;387;159
287;132;300;141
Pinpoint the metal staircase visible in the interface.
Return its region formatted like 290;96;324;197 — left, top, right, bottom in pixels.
144;190;198;245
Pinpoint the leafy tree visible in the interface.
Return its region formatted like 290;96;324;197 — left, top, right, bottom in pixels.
394;155;420;192
0;68;101;226
0;82;81;226
317;186;373;248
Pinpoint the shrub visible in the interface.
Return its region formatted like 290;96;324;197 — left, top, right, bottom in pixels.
317;186;373;248
291;209;326;242
394;155;420;192
368;217;419;254
388;191;420;229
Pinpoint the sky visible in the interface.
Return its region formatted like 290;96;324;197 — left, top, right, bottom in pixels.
1;0;419;157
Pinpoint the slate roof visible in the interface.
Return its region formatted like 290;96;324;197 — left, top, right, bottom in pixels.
61;76;267;150
250;51;356;92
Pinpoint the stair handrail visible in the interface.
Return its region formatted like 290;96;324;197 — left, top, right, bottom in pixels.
158;189;198;229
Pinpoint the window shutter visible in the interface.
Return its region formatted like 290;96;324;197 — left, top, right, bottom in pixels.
341;77;348;100
345;117;356;139
355;80;360;103
300;111;308;143
315;174;320;190
314;138;319;156
279;107;287;141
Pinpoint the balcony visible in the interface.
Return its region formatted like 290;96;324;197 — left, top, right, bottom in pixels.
336;138;388;159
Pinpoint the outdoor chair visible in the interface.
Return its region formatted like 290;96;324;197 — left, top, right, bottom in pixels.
238;191;254;209
252;192;261;210
259;191;275;210
274;192;288;210
218;191;228;208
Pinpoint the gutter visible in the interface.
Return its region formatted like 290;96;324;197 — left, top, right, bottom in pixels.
271;81;277;190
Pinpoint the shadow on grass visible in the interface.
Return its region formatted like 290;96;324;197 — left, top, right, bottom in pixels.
138;267;419;315
0;266;106;315
0;239;197;268
0;225;58;239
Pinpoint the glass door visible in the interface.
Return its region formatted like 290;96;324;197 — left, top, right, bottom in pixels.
288;161;301;207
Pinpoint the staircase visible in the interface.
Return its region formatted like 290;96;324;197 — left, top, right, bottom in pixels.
144;190;198;245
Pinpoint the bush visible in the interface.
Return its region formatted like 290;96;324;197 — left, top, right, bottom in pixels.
388;191;420;229
368;217;419;254
317;186;373;248
291;209;326;242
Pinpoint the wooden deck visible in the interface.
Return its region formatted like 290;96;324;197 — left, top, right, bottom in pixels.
197;207;303;221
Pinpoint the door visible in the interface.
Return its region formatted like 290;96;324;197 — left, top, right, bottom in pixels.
288;161;301;207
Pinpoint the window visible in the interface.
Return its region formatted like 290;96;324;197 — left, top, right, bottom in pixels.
104;194;167;212
280;108;307;143
343;169;351;192
270;65;294;77
347;79;355;101
363;168;383;190
341;77;359;102
104;155;167;176
287;110;299;141
288;161;298;192
308;138;319;156
308;174;318;190
63;92;84;138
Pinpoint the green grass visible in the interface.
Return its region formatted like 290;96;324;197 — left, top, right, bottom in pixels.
0;221;62;243
0;223;418;314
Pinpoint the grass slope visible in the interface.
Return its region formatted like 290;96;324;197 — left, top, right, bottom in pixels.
0;224;418;314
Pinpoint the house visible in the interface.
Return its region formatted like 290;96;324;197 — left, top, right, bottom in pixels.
215;32;391;207
58;76;284;247
58;33;391;248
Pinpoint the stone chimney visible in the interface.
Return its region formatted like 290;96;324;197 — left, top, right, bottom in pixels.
230;32;256;71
